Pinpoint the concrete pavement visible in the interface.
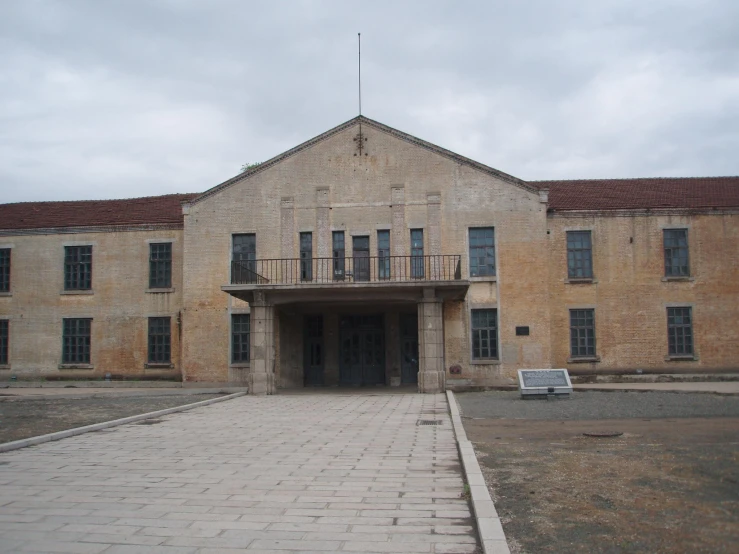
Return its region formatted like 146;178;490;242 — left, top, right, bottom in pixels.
0;393;479;553
574;382;739;394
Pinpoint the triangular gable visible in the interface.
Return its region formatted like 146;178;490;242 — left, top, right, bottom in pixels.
188;115;537;205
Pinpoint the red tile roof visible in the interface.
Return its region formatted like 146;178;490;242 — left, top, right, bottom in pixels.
538;177;739;211
0;193;197;231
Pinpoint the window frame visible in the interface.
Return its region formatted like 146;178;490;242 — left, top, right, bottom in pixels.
231;314;250;365
147;317;171;364
62;318;92;365
468;227;496;278
64;245;92;291
299;232;313;281
332;231;345;280
470;308;499;361
0;319;8;366
410;229;425;279
566;230;593;280
149;242;172;289
377;230;391;280
667;306;694;357
0;248;10;293
569;309;597;359
663;228;690;278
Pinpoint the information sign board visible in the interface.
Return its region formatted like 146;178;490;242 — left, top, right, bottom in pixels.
517;369;573;397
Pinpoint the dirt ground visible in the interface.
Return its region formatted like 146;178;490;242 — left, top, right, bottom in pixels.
0;394;224;444
459;393;739;554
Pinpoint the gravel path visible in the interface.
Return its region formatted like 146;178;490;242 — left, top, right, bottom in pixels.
456;390;739;420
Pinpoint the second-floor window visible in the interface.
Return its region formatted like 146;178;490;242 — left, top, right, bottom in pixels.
567;231;593;279
0;249;9;292
377;230;390;280
300;232;312;281
232;234;256;282
149;243;172;289
469;228;495;277
411;229;424;279
664;229;689;277
333;231;345;280
64;246;92;290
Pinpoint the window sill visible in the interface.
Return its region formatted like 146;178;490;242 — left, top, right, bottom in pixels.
146;287;175;294
59;364;93;369
0;365;10;370
664;355;698;361
230;363;251;368
0;292;11;297
61;290;94;295
565;278;596;284
567;356;601;363
469;359;501;365
469;276;497;283
145;363;174;369
662;276;694;282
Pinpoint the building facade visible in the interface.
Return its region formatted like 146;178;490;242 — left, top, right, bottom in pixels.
1;116;738;392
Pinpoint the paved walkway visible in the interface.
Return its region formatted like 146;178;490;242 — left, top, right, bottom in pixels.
0;394;478;553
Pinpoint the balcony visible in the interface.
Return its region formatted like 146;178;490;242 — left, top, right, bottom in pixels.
223;255;468;304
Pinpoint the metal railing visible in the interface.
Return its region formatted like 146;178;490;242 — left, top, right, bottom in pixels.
231;255;462;285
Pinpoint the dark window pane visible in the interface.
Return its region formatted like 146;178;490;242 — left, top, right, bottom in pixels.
62;318;91;364
148;317;171;363
411;229;424;279
231;314;250;363
471;309;498;360
0;249;10;292
569;309;596;357
333;231;345;280
300;232;312;281
149;243;172;288
469;228;496;277
64;246;92;290
567;231;593;279
377;230;391;280
667;307;693;356
0;319;8;365
664;229;689;277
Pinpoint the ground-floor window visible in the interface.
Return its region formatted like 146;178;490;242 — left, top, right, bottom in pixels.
471;309;498;360
667;307;693;356
0;319;8;365
63;318;91;364
570;309;596;357
232;314;250;363
148;317;171;363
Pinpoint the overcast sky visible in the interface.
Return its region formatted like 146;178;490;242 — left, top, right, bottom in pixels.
1;0;738;203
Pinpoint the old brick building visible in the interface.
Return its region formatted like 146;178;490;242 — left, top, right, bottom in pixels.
1;116;738;393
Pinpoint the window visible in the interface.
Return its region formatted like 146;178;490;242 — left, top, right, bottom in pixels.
300;232;312;281
667;307;693;356
567;231;593;279
0;320;8;365
232;314;250;363
232;234;257;282
377;230;390;280
664;229;689;277
411;229;424;279
149;243;172;288
148;317;171;364
62;318;91;364
64;246;92;290
0;249;9;292
333;231;345;280
353;236;370;281
471;309;498;360
570;309;596;358
469;228;495;277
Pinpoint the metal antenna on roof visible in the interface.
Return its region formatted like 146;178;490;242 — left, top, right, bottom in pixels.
358;33;362;116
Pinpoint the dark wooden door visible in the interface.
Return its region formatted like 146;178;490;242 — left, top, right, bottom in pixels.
339;315;385;385
303;315;324;385
353;236;370;281
400;313;419;384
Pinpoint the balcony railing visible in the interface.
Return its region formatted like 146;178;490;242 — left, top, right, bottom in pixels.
231;255;462;285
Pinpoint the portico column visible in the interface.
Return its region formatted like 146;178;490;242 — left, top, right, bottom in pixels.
417;287;445;393
249;291;276;395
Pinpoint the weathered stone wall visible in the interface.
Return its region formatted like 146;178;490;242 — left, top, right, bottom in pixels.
547;212;739;371
181;120;551;385
0;229;184;379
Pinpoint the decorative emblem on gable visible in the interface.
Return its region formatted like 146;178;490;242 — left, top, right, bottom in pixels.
353;128;368;156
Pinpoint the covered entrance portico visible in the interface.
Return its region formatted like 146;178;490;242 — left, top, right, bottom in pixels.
222;270;468;394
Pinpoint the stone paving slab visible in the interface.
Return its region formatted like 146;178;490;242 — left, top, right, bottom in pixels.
0;393;479;553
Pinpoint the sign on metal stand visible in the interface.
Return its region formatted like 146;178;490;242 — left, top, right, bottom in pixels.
517;369;573;398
